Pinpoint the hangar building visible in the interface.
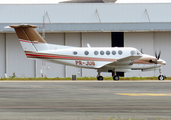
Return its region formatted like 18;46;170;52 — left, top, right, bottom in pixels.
0;2;171;78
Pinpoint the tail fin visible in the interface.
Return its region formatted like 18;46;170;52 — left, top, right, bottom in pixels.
9;24;49;52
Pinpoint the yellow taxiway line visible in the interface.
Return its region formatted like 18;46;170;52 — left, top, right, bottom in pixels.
115;93;171;96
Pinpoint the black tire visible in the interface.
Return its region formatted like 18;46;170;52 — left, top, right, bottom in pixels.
97;76;103;81
158;75;164;81
113;75;119;81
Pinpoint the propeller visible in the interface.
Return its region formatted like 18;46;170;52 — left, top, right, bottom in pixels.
155;50;161;60
149;50;161;64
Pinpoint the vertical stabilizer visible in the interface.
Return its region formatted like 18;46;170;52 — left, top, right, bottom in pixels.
9;24;49;52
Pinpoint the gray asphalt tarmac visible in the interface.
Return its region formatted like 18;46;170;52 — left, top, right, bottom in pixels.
0;81;171;120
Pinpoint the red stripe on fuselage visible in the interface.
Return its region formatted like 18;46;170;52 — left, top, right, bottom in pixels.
26;53;116;61
26;53;154;64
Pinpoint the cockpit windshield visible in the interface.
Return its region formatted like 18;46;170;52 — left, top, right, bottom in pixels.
137;50;142;56
130;50;142;56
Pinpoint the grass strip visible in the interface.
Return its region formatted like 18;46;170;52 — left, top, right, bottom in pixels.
0;77;171;81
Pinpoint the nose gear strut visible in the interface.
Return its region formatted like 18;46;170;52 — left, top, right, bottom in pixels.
158;67;166;81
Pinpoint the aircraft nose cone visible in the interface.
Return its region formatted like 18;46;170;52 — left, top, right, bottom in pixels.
162;60;166;65
158;59;166;65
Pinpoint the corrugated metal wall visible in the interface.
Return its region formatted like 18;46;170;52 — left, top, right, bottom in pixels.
6;34;35;77
0;32;170;78
0;34;5;77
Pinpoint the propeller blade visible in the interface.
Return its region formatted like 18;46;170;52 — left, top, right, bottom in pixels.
158;50;161;60
155;51;158;59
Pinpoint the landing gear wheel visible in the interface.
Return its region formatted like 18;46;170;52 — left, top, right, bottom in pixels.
97;76;103;81
158;75;165;81
113;75;119;81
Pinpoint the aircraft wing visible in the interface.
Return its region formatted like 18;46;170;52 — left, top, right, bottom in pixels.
99;55;142;68
116;55;142;62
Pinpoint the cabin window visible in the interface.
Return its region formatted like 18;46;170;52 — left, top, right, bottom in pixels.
94;51;98;55
84;51;89;55
73;51;77;55
131;50;135;55
100;51;104;55
112;51;116;55
118;50;122;55
106;51;110;55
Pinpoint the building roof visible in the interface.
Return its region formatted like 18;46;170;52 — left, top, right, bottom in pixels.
60;0;117;3
1;3;171;23
60;0;104;3
1;3;171;32
2;23;171;33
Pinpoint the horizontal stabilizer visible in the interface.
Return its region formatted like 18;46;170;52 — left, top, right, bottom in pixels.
9;24;37;28
4;26;11;29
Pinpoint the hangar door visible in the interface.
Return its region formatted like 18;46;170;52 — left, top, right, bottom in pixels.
111;32;124;77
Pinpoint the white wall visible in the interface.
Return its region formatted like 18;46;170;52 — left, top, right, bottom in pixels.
0;34;5;77
153;32;171;77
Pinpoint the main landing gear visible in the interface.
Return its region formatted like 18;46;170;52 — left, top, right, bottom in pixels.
112;70;119;81
97;70;120;81
158;68;166;81
97;70;103;81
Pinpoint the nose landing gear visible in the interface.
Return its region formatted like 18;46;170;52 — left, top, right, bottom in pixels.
158;75;165;81
158;68;166;81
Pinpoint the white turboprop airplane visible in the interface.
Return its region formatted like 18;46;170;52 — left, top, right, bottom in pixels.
6;24;166;80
